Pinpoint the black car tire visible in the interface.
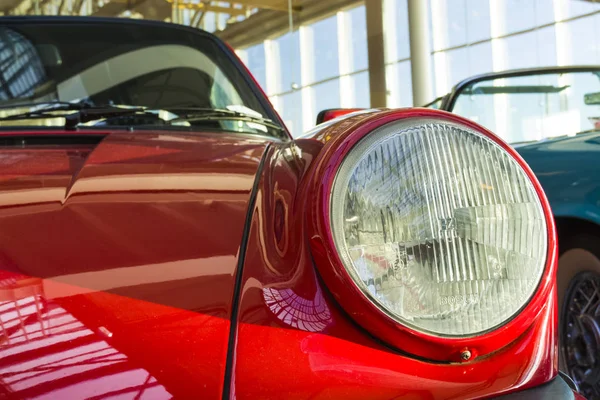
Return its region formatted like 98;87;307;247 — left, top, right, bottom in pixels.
557;234;600;398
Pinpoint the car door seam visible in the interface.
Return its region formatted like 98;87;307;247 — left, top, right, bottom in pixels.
222;142;271;400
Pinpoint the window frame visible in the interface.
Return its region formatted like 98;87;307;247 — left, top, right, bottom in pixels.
441;65;600;112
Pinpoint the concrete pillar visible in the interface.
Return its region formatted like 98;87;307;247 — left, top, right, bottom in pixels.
299;25;315;132
365;0;387;108
338;10;355;108
407;0;433;106
172;0;178;23
264;39;278;96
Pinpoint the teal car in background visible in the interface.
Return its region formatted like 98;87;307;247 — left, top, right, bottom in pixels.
436;66;600;400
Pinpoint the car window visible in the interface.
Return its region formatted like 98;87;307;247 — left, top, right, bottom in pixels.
0;22;282;137
451;70;600;144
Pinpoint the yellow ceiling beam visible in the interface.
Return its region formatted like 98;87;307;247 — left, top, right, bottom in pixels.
167;0;300;14
226;0;300;13
106;0;248;16
164;1;248;16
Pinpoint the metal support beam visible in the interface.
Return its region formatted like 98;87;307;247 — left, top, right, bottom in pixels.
216;0;361;48
365;0;386;108
407;0;433;106
191;2;211;28
172;0;178;22
74;0;84;15
57;0;66;14
158;0;247;16
224;0;300;13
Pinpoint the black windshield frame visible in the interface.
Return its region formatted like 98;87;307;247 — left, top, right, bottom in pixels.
0;16;291;140
440;65;600;112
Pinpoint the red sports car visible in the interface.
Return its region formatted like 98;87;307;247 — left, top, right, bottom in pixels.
0;16;584;399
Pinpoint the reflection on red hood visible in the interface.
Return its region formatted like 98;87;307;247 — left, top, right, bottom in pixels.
0;129;271;399
0;288;171;399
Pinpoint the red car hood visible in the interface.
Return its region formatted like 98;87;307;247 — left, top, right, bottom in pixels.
0;129;270;399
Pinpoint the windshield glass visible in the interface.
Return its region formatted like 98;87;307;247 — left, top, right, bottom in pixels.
451;70;600;144
0;20;282;136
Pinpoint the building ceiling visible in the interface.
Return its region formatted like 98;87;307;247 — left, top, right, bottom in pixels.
1;0;302;27
2;0;599;50
0;0;24;13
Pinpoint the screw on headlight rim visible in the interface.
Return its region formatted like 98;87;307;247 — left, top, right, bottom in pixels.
460;349;472;361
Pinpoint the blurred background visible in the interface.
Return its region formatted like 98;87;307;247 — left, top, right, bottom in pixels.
1;0;600;136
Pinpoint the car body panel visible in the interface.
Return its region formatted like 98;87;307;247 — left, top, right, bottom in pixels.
0;120;573;400
228;112;560;399
515;132;600;228
0;129;269;399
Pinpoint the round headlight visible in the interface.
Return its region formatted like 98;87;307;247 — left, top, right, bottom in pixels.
329;118;548;337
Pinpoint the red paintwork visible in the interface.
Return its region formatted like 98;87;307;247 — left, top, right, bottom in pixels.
318;108;365;124
0;129;268;399
228;109;564;399
575;392;588;400
306;109;558;362
0;113;577;399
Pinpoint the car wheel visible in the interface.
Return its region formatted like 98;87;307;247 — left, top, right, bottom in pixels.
558;235;600;400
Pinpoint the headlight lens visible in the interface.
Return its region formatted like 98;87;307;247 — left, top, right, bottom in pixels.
330;118;547;337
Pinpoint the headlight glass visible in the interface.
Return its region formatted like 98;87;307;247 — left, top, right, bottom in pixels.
330;119;547;337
